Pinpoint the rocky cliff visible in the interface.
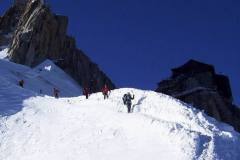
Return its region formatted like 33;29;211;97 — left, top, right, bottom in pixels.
1;0;115;92
156;59;240;132
0;2;26;47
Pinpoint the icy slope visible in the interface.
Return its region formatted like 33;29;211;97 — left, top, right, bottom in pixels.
0;88;239;160
0;58;82;97
0;58;82;115
32;59;82;96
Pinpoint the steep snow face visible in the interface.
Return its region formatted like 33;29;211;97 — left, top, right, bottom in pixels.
33;59;82;97
0;88;239;160
0;58;82;115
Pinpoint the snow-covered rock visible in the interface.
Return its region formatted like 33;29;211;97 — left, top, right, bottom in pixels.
0;48;8;59
0;88;239;160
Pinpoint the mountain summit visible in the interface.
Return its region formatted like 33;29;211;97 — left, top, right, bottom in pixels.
0;0;115;92
156;59;240;132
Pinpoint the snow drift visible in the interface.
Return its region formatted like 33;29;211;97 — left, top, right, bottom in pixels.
0;88;239;160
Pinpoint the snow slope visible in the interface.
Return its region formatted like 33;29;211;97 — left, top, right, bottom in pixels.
0;57;82;115
0;88;239;160
32;59;82;96
0;57;82;97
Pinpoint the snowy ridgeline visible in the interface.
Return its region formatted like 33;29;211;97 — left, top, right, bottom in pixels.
0;88;239;160
0;48;240;160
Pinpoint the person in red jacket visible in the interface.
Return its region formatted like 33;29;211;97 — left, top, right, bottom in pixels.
83;87;90;99
101;84;110;99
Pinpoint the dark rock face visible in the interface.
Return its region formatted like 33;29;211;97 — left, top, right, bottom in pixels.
0;3;26;47
156;59;240;132
14;0;28;6
4;0;115;91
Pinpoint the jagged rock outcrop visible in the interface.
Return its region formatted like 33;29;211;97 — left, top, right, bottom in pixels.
0;1;26;48
156;59;240;132
2;0;115;91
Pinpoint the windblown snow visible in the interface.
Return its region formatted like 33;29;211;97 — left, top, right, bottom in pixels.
0;55;239;160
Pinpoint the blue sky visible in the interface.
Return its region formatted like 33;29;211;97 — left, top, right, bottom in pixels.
1;0;239;105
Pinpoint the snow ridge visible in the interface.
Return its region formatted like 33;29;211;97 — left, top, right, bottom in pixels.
0;88;239;160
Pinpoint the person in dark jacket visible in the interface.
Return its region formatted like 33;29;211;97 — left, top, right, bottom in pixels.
101;84;110;99
83;87;90;99
53;88;60;98
122;92;135;113
18;80;24;88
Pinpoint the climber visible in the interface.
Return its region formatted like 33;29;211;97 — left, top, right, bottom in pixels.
18;80;24;88
101;84;110;99
122;92;135;113
83;87;90;99
53;88;60;98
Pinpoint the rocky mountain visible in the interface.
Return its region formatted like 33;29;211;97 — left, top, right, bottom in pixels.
0;0;115;92
0;1;26;48
156;59;240;132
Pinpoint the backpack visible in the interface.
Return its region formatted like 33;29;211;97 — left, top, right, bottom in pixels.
122;94;127;105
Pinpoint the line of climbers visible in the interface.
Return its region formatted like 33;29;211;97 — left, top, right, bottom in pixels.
18;79;135;113
18;79;60;98
83;84;110;100
18;79;111;100
84;84;135;113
